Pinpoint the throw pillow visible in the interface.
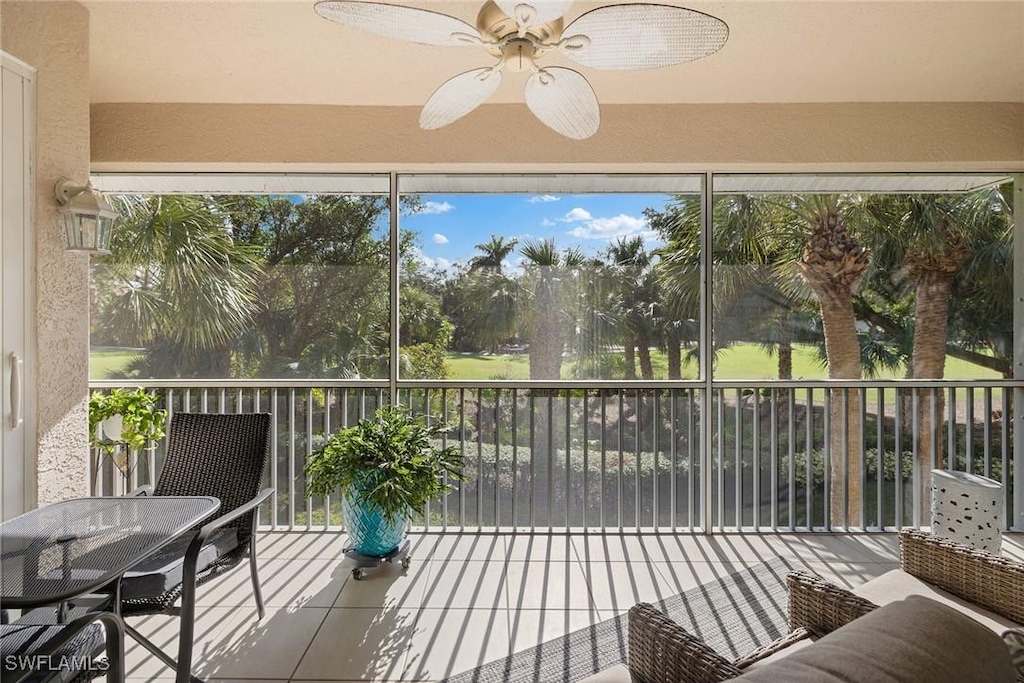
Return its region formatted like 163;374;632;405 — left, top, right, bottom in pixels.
1004;629;1024;677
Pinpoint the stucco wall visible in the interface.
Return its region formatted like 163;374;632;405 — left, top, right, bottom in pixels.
91;101;1024;171
1;1;91;503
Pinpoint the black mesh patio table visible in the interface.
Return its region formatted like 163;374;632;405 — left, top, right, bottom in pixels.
0;496;220;609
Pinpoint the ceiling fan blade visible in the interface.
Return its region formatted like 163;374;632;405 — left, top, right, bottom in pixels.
314;1;479;46
420;68;503;130
495;0;574;28
524;67;599;140
561;4;728;70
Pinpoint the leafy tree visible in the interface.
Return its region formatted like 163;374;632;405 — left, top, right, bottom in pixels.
401;320;454;379
218;195;392;378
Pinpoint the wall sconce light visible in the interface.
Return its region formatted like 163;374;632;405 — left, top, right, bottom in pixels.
54;179;117;255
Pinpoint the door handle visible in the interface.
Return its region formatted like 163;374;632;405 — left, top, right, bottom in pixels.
10;352;23;429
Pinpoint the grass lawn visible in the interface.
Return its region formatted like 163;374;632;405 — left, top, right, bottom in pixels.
444;344;1002;381
90;343;1002;382
443;353;532;380
90;348;140;379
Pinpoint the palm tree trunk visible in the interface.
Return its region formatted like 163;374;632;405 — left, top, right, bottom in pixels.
638;334;654;380
907;267;959;523
624;344;637;380
776;340;794;427
797;204;869;527
666;335;682;380
527;270;565;381
529;308;564;380
777;341;793;380
817;296;865;527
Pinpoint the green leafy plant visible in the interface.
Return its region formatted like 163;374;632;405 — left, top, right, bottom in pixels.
88;388;167;453
305;405;464;524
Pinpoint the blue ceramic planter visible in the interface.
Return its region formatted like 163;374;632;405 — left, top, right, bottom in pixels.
342;484;407;557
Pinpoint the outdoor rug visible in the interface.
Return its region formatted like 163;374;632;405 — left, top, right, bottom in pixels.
443;558;794;683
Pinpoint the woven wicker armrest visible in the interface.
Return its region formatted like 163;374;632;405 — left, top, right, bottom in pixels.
732;627;812;669
786;570;877;636
899;529;1024;625
627;603;743;683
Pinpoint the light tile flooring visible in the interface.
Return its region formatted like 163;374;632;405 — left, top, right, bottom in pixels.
125;532;1024;682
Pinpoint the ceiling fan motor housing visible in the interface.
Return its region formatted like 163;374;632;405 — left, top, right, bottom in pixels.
477;0;562;58
502;38;538;72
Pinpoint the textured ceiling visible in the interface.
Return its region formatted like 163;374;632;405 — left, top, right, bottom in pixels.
86;1;1024;106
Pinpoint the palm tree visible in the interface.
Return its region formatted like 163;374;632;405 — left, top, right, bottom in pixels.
606;237;661;379
855;188;1012;519
94;195;263;377
449;267;522;354
445;236;527;354
520;239;584;380
790;195;870;524
946;184;1014;376
647;197;701;379
650;194;814;380
468;235;518;274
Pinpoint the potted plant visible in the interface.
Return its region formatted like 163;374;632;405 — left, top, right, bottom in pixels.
305;405;464;558
88;388;167;477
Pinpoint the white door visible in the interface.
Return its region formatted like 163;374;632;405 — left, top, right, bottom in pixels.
1;52;36;519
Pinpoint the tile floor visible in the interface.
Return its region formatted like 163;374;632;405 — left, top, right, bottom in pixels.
123;531;1024;682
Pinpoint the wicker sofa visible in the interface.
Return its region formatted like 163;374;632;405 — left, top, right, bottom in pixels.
582;530;1024;683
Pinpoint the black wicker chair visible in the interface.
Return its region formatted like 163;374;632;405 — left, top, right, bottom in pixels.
114;412;273;683
0;611;125;683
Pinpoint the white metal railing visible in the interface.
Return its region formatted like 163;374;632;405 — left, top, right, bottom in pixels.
89;379;1019;533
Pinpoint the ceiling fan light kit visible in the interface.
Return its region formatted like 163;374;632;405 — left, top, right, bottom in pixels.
314;0;729;139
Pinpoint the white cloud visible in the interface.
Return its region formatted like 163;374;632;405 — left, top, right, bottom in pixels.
432;233;449;244
505;256;527;277
568;213;650;240
417;201;454;215
528;195;560;203
411;246;454;273
561;207;592;222
540;218;555;227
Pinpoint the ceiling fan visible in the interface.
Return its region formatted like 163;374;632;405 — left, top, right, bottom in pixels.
314;0;729;139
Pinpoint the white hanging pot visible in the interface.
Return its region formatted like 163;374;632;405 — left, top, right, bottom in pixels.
101;414;124;442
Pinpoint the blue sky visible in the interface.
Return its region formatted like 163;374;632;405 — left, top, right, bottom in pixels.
399;193;671;272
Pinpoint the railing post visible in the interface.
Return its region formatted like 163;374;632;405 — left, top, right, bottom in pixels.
389;171;400;406
700;172;714;534
1013;173;1023;531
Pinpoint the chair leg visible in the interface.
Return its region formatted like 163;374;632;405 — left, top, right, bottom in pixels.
98;612;126;683
176;564;199;683
249;534;265;620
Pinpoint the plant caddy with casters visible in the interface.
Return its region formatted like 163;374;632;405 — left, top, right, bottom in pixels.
305;405;464;580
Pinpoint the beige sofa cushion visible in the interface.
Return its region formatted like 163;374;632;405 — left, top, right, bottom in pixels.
730;595;1017;682
576;663;635;683
853;568;1019;633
